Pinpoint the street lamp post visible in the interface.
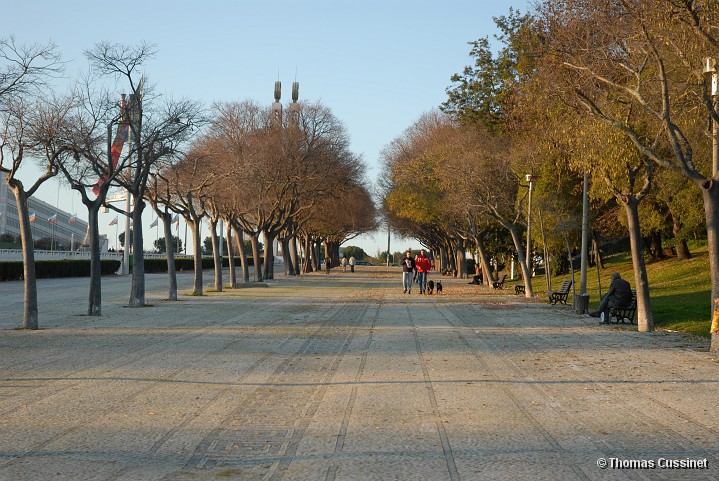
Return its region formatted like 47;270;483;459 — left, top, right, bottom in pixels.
103;94;132;274
578;170;590;314
525;174;534;276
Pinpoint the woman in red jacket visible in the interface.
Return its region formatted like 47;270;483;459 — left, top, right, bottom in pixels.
414;249;432;294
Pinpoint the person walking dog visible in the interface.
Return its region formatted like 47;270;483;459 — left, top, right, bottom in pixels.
414;249;432;294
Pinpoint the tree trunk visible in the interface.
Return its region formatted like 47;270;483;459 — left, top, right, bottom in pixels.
282;236;296;276
473;232;493;287
290;236;300;275
190;219;203;295
444;241;456;276
13;188;39;329
263;230;274;280
326;241;340;268
226;221;237;288
454;239;467;279
302;236;314;273
209;218;222;291
503;223;534;297
624;199;654;332
232;223;250;283
129;198;146;307
250;233;263;282
163;213;178;301
650;231;665;261
676;239;691;260
668;206;692;260
87;205;102;314
591;232;605;269
314;239;322;271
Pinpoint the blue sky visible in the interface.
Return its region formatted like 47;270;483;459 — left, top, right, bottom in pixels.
8;0;531;255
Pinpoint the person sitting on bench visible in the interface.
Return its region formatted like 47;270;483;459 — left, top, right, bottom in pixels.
468;264;483;285
590;272;633;322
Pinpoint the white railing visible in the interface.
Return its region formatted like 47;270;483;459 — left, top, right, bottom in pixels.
0;249;189;262
1;249;280;263
0;249;124;262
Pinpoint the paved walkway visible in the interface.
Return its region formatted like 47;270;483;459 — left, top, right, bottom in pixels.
1;268;718;480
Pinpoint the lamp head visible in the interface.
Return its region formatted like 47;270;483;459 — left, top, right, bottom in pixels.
703;57;717;76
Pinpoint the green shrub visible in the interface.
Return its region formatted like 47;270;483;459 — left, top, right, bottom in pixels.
0;256;262;280
0;259;122;281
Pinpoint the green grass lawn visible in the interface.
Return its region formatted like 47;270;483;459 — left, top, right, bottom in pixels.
515;245;712;338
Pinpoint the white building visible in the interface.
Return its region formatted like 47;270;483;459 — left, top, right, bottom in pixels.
0;172;94;250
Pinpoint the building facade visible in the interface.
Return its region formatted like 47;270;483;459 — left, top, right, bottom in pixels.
0;172;91;250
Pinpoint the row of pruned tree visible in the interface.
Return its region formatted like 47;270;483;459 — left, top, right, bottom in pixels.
1;39;375;330
148;99;376;299
381;1;719;350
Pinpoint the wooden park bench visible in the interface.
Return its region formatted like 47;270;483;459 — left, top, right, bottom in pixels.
492;274;508;289
608;290;637;324
547;279;572;305
515;285;525;295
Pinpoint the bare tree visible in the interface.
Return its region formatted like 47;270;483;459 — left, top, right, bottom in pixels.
0;38;67;329
145;173;180;300
0;37;63;101
0;96;75;328
54;81;133;315
162;147;216;295
86;42;202;307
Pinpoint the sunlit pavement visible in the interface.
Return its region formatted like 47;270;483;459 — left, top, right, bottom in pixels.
1;268;718;480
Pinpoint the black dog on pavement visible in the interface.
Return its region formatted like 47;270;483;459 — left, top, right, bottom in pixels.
427;280;435;295
436;281;443;294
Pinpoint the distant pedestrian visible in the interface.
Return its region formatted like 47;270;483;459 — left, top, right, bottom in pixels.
325;256;332;275
414;249;432;294
349;255;355;273
401;251;416;294
341;256;347;272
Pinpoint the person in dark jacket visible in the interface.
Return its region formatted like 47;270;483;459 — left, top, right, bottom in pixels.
590;272;633;322
401;251;416;294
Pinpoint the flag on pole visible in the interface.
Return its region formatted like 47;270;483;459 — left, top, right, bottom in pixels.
127;77;143;137
92;93;131;197
68;214;78;224
109;216;118;226
92;122;129;196
149;218;158;228
172;213;179;225
29;212;36;222
47;213;58;223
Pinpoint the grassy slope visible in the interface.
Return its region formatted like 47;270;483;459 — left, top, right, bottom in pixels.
514;245;712;338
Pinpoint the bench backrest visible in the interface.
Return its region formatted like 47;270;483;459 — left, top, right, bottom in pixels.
558;280;572;293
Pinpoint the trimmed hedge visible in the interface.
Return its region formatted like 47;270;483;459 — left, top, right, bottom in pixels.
0;259;122;281
0;256;263;280
143;256;261;273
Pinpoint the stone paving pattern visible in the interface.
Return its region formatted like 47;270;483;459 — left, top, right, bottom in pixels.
1;268;718;480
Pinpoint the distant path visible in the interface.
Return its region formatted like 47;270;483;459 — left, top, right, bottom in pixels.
1;268;717;480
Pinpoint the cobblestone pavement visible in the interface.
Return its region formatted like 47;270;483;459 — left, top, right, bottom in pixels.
1;269;718;480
